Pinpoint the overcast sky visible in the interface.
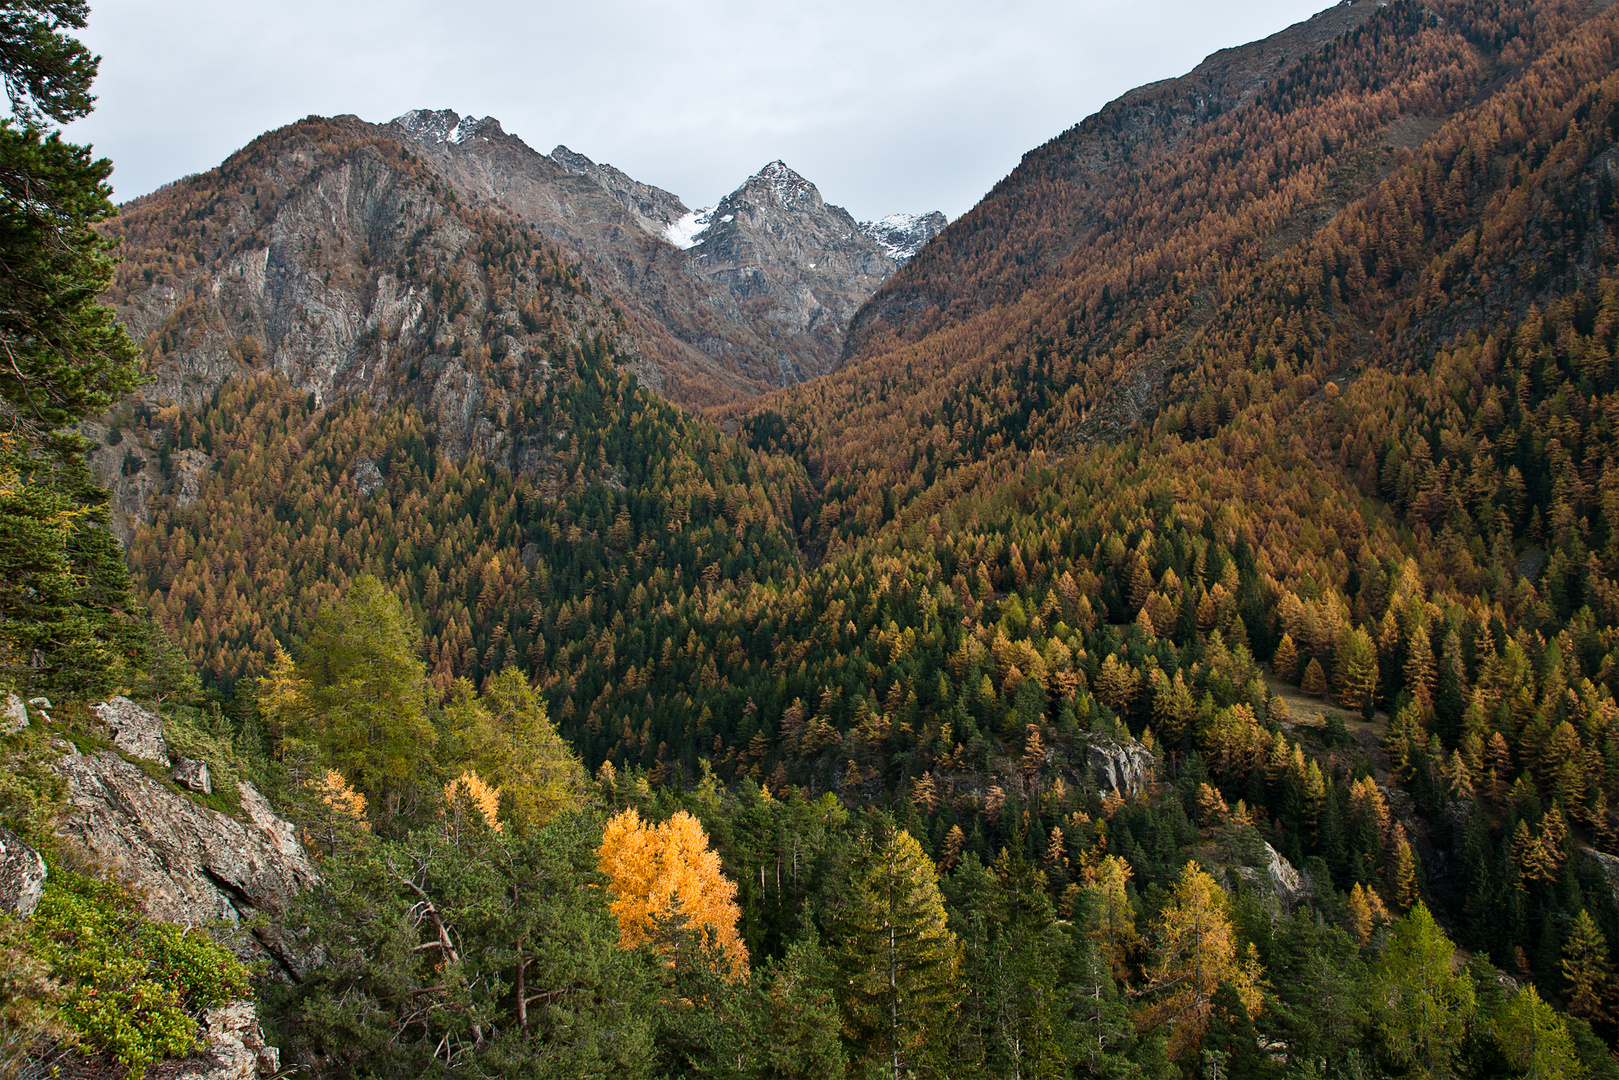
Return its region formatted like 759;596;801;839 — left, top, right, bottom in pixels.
64;0;1331;222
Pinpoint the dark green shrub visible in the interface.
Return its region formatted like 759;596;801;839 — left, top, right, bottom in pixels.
22;865;251;1078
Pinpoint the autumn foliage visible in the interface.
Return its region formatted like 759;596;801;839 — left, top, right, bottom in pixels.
596;808;748;980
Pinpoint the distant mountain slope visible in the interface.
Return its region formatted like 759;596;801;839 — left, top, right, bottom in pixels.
762;0;1611;483
844;0;1380;361
391;112;938;391
103;107;943;437
100;114;617;456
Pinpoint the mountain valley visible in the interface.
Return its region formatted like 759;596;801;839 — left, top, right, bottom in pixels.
14;0;1619;1076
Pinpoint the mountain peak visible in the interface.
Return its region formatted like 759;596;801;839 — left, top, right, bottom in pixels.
743;160;821;212
391;109;505;146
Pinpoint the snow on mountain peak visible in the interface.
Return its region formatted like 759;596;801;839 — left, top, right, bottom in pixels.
392;109;504;146
859;211;947;264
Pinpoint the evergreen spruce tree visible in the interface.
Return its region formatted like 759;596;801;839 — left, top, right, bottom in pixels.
830;822;963;1080
275;811;659;1077
970;844;1073;1080
1369;902;1474;1078
1263;912;1370;1078
1201;981;1270;1079
1068;939;1144;1079
0;0;142;698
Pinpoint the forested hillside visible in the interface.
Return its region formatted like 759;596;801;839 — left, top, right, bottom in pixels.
19;0;1619;1075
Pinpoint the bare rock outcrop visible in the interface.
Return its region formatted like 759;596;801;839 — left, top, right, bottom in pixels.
36;701;303;1078
0;826;46;916
1085;732;1156;797
3;692;29;734
53;744;315;962
170;1001;281;1080
93;695;170;763
173;757;213;795
1234;842;1310;907
1586;848;1619;909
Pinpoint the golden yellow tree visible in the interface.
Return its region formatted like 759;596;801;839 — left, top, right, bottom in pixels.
596;808;748;979
1272;633;1300;682
941;824;965;872
1139;862;1263;1059
1348;881;1391;946
1094;653;1139;714
1083;854;1140;980
1389;822;1419;911
1194;783;1229;830
1301;658;1329;697
444;770;501;832
1562;909;1616;1027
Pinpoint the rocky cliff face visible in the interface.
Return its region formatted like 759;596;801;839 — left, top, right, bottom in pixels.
92;111;943;538
673;160;914;383
1085;731;1156;797
56;699;316;970
387;112;944;395
549;142;689;236
0;825;46;916
1233;842;1309;907
94;113;635;536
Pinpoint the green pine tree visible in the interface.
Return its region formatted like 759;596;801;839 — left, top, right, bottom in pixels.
830;822;963;1080
0;0;142;698
291;576;435;806
1067;939;1146;1080
967;844;1072;1080
1487;985;1586;1080
1370;902;1475;1079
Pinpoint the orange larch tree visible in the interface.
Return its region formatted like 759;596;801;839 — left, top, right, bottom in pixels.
596;808;748;980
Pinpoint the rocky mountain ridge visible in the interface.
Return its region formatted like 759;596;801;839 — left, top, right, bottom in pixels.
88;108;942;539
357;106;941;400
860;211;947;262
844;0;1380;360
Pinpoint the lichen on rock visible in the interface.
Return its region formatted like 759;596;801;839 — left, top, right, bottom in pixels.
92;695;170;764
0;825;46;916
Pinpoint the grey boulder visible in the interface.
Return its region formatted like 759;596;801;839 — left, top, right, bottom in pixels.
93;695;171;763
0;826;46;916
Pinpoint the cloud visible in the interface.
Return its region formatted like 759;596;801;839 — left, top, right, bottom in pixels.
66;0;1330;220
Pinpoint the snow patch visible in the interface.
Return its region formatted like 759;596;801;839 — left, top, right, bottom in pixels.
859;211;947;264
665;207;715;250
391;109;503;147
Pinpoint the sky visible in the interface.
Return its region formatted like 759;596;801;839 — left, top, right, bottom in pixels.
63;0;1333;222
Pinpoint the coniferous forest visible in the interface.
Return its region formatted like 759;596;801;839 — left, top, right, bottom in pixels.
19;0;1619;1077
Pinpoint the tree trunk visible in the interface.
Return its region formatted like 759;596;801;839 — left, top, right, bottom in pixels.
517;956;528;1033
890;922;900;1080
